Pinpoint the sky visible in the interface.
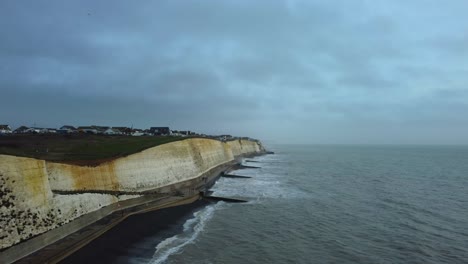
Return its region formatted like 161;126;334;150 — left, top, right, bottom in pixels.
1;0;468;145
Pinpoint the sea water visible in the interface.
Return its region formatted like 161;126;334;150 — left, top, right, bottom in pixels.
149;145;468;264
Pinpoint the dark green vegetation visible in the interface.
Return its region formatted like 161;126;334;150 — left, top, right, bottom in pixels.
0;134;184;164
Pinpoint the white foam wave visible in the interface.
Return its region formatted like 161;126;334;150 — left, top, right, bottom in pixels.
149;204;218;264
212;163;309;201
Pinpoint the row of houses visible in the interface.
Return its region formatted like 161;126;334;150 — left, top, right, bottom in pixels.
0;124;257;142
0;125;198;137
0;125;174;136
57;126;143;135
1;125;61;134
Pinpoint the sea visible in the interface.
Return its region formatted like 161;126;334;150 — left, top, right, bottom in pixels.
63;145;468;264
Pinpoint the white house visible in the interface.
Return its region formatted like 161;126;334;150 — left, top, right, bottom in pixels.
131;129;145;136
25;127;48;134
171;130;182;136
104;128;120;135
58;125;77;134
0;125;12;134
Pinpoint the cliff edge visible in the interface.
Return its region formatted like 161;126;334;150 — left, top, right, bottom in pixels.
0;138;264;251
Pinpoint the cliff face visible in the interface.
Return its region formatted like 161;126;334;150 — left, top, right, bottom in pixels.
0;138;263;249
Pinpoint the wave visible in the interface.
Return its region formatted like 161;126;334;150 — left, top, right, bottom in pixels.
212;158;310;201
149;204;219;264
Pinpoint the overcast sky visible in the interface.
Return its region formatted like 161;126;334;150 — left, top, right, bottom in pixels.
1;0;468;144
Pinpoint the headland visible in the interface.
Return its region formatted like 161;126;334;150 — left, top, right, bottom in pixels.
0;136;266;263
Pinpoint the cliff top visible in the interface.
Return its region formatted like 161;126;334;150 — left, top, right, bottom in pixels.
0;134;185;165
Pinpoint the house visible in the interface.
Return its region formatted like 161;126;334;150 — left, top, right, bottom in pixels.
150;127;170;136
179;130;194;137
77;126;98;134
104;128;120;135
131;129;145;136
13;126;29;134
60;125;76;130
46;128;57;134
26;127;48;134
0;125;12;134
112;127;132;135
58;125;77;134
93;126;110;134
219;134;233;141
171;130;182;136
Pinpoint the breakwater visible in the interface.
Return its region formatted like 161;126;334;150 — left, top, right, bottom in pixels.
0;138;264;263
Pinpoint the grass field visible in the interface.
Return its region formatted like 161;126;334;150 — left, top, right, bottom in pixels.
0;134;186;164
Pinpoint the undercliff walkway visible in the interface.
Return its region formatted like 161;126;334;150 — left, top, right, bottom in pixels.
16;193;200;264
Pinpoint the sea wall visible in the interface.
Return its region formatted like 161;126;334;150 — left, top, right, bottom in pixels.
0;138;263;250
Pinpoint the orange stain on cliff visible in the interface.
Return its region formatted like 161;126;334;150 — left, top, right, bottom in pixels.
21;159;49;205
67;161;120;191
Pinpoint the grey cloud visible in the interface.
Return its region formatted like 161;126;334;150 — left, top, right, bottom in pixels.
1;0;468;144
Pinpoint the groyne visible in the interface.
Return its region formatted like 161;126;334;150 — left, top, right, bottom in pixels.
0;138;265;263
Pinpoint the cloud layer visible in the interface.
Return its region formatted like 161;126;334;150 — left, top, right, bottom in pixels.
1;0;468;144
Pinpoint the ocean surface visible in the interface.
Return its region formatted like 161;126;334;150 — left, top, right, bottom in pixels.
64;145;468;264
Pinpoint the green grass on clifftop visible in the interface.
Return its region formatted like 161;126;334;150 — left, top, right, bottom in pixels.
0;134;185;164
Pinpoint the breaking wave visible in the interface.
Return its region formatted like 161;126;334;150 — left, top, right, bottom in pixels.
148;154;301;263
211;157;309;201
149;204;219;264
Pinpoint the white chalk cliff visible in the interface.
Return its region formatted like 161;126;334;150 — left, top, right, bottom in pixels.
0;138;264;249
